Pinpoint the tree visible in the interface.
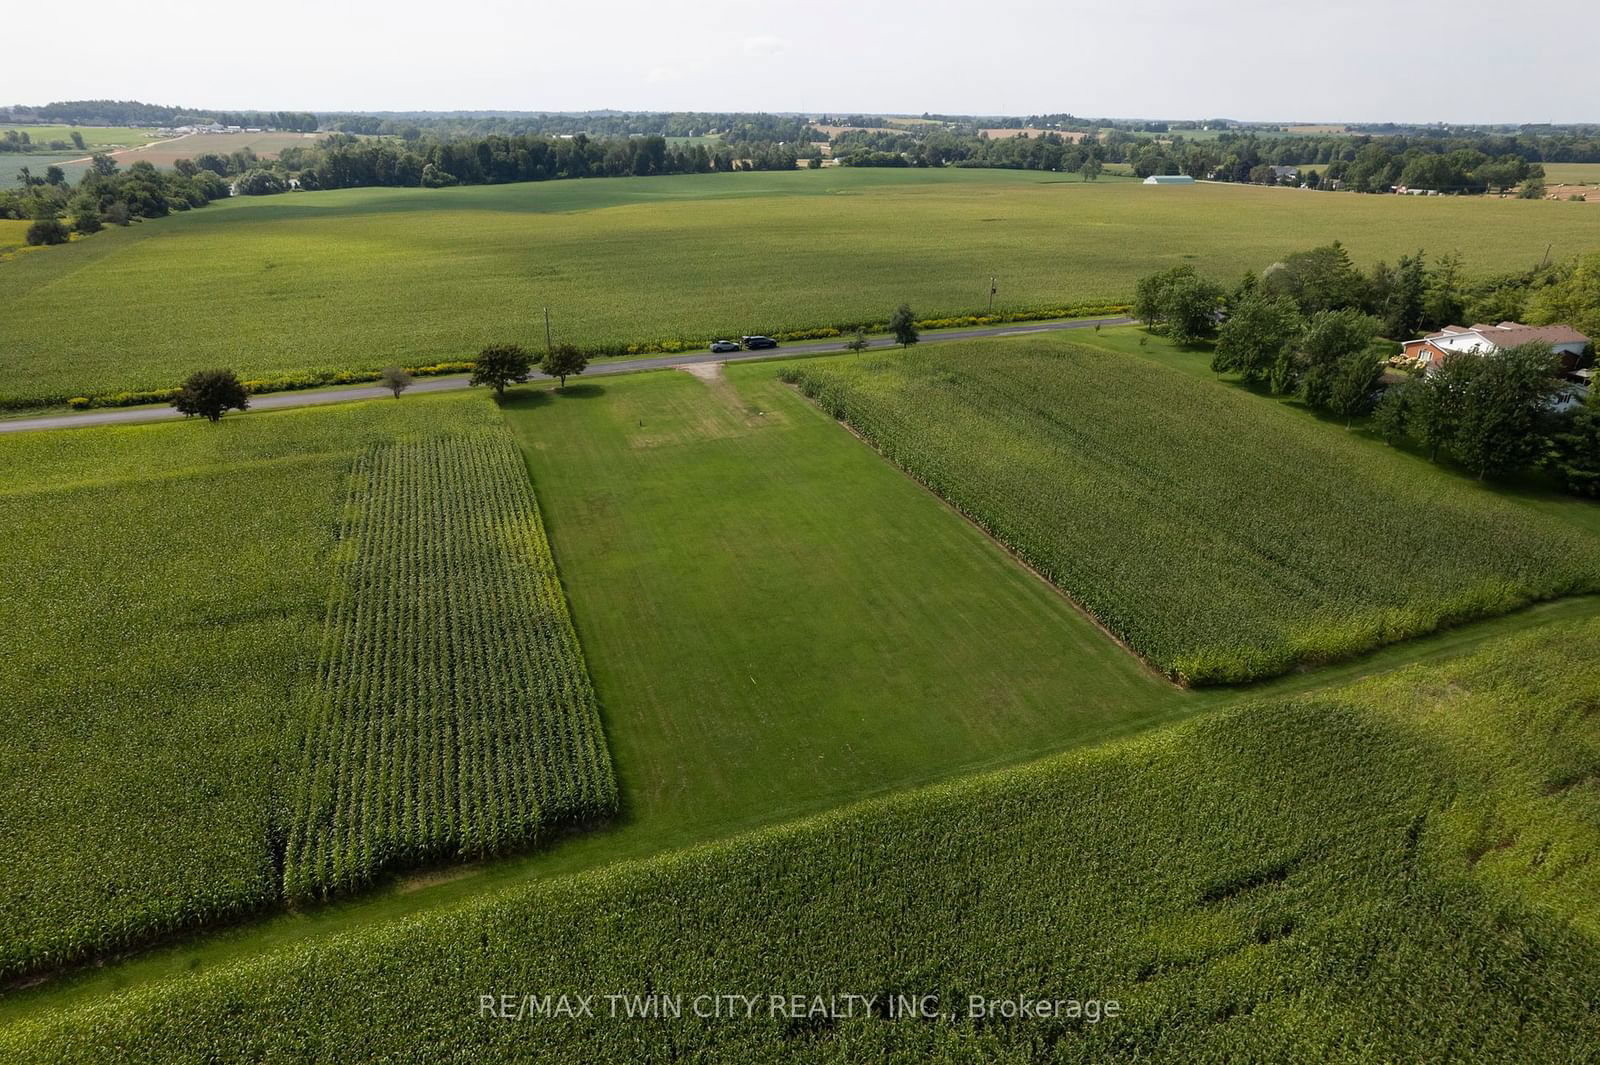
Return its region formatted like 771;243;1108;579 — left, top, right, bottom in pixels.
25;218;70;246
541;343;588;389
43;165;65;186
172;369;250;422
379;365;412;399
1134;265;1195;329
90;152;117;177
1528;251;1600;339
1212;293;1301;385
1544;406;1600;498
1422;252;1465;329
471;343;533;397
1368;251;1426;339
1158;274;1225;346
1261;242;1366;315
1411;364;1462;462
69;130;85;150
890;304;919;348
1370;378;1416;444
844;331;870;353
105;202;131;226
70;196;102;234
1446;342;1557;478
1297;309;1379;411
235;169;285;196
1329;349;1385;426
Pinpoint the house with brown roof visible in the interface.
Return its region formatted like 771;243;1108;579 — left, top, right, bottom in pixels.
1401;322;1592;374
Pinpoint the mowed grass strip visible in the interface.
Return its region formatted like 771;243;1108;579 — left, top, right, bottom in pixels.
8;617;1599;1063
502;366;1185;840
5;167;1600;406
784;336;1600;683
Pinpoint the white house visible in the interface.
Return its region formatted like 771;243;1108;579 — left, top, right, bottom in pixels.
1401;322;1591;373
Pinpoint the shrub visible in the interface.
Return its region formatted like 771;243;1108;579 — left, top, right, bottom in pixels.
25;219;70;246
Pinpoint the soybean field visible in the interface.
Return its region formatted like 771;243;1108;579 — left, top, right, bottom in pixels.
7;617;1598;1062
784;336;1600;682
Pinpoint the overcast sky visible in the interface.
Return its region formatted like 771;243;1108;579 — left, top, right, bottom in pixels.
5;0;1595;124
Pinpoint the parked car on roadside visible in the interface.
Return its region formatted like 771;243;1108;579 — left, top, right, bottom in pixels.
708;339;741;353
741;336;779;350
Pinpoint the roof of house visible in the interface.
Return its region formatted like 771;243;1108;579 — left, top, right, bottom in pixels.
1421;321;1590;348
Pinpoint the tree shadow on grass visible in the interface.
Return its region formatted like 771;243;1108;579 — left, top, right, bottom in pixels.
551;383;607;400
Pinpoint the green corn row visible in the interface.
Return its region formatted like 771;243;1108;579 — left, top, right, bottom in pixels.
283;428;616;901
783;340;1600;685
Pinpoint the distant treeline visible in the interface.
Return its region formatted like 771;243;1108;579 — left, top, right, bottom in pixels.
283;132;797;191
0;128;804;235
831;124;1598;194
1;100;318;131
1123;132;1600;192
319;111;813;146
832;129;1107;175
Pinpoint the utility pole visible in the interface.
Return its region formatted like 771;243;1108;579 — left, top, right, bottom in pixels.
544;306;553;357
987;276;997;314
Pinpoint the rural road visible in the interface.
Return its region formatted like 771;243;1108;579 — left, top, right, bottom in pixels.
0;316;1134;433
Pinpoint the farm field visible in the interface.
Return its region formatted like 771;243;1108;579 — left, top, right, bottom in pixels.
5;167;1600;407
0;391;611;978
284;424;614;901
502;365;1189;842
107;130;326;169
0;154;89;186
1540;162;1600;185
6;616;1598;1062
0;124;163;149
785;335;1600;682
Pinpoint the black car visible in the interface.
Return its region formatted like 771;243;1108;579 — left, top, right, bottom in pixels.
708;339;740;353
741;336;779;350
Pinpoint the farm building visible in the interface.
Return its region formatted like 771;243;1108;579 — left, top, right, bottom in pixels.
1143;174;1195;185
1402;322;1591;373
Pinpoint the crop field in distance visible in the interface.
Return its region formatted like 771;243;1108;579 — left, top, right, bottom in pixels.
0;392;611;977
0;124;164;149
5;167;1600;407
6;616;1597;1061
785;335;1600;682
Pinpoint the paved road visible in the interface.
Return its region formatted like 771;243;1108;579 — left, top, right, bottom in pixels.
0;316;1135;433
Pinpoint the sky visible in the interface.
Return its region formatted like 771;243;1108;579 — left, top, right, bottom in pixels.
4;0;1597;124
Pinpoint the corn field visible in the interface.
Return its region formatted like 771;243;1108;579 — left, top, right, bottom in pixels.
283;427;616;900
784;340;1600;683
10;619;1600;1063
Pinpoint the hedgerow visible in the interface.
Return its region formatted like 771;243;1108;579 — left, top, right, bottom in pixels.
783;338;1600;683
283;427;616;900
7;620;1599;1062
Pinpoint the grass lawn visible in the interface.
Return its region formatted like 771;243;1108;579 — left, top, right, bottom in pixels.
5;167;1600;407
503;365;1187;836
